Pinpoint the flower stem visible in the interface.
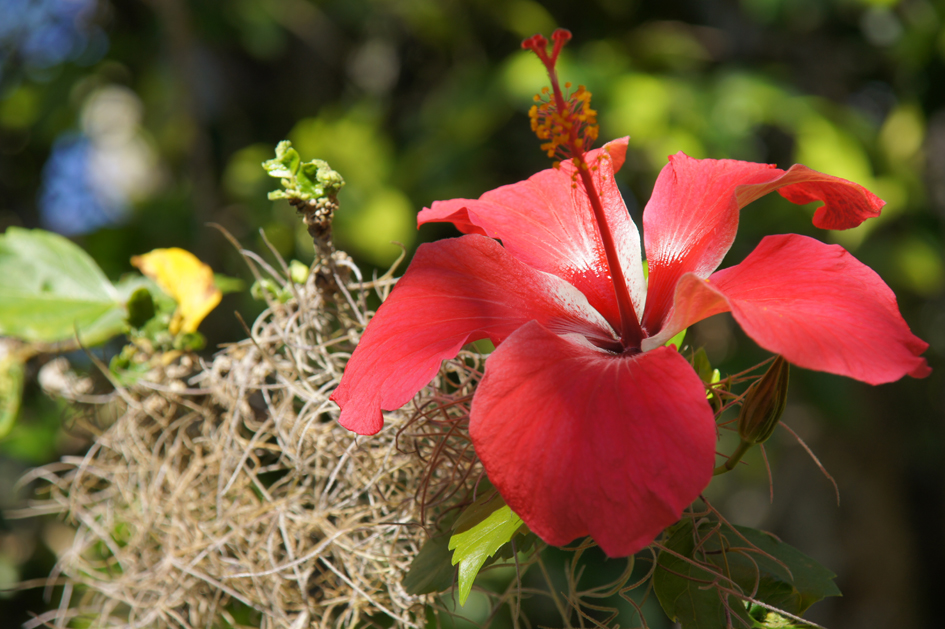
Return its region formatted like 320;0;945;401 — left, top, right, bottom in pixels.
713;440;753;476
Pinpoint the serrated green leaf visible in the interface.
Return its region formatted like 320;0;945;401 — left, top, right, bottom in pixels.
449;492;525;606
0;228;125;344
403;534;455;595
0;353;25;439
655;521;839;629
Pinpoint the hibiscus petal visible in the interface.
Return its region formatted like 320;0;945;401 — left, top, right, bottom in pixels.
642;154;884;333
418;138;645;329
643;234;930;384
331;235;616;435
749;164;884;231
470;322;717;557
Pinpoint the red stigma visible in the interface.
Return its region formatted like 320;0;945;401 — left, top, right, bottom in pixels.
521;29;572;74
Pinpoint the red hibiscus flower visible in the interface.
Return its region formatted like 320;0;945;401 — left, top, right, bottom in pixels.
330;32;929;558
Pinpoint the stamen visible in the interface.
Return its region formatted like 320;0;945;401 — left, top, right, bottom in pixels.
528;83;599;161
523;30;645;350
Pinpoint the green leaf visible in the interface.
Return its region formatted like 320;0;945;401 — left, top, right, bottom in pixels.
691;347;713;383
728;525;840;616
213;273;246;294
666;328;686;348
748;607;810;628
0;351;25;439
262;140;300;179
403;534;455;595
655;521;840;629
654;521;753;629
0;228;125;344
690;348;723;405
449;491;526;606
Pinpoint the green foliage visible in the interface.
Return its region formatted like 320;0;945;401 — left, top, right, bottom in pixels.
248;260;309;304
263;140;345;203
448;491;527;606
654;520;840;629
691;347;714;383
125;287;155;329
288;260;309;285
0;227;126;345
666;328;686;349
403;533;455;596
213;274;247;295
0;351;25;439
690;347;724;408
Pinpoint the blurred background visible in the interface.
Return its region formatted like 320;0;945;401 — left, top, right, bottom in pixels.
0;0;943;627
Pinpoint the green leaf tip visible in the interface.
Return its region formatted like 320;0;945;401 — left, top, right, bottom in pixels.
263;140;345;203
448;491;527;606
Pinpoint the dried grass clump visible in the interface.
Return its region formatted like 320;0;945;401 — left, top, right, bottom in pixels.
16;242;482;629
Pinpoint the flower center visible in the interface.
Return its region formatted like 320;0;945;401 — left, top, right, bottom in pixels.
523;30;645;351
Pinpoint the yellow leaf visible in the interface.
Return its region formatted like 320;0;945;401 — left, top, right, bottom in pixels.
131;248;221;334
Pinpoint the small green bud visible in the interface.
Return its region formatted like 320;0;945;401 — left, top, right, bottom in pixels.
250;278;290;303
262;140;345;203
262;140;300;179
173;331;206;352
737;355;789;445
126;286;156;329
289;260;310;284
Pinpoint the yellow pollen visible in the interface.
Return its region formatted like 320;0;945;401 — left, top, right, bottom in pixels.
528;84;600;159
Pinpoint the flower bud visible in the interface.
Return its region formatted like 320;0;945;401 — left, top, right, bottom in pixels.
737;356;789;445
